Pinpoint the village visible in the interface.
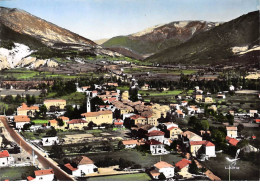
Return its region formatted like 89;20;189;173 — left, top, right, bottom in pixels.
0;67;259;181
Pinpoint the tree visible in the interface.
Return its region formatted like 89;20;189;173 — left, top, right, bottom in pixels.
3;95;13;104
90;96;105;112
237;139;249;149
211;129;226;143
46;127;57;137
118;141;125;150
56;118;64;127
158;173;166;181
188;160;199;174
39;105;47;117
198;120;209;131
237;124;244;132
15;95;23;103
49;145;64;159
226;114;234;125
188;116;199;127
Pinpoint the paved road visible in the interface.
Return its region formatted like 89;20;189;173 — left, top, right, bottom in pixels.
0;116;74;181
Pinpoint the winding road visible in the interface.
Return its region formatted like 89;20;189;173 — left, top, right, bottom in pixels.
0;116;74;181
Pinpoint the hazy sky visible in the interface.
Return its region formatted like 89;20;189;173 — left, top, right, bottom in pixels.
0;0;258;40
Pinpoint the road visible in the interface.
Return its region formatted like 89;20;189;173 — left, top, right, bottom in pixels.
0;116;74;181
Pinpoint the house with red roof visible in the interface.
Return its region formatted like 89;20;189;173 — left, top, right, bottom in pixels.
189;140;216;158
226;126;237;138
226;136;239;146
175;159;192;178
13;115;30;129
32;169;54;181
253;119;260;124
146;139;169;155
67;119;88;130
17;103;39;117
146;130;165;144
0;150;14;167
150;161;174;180
64;156;97;177
122;139;145;149
113;119;124;128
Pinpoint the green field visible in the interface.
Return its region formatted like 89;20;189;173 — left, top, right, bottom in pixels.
139;90;183;97
87;173;151;181
45;92;85;105
124;67;196;75
31;119;49;124
0;166;37;181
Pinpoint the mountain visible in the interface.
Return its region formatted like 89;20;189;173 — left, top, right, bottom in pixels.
146;11;259;65
95;38;109;45
102;21;220;58
0;7;121;69
0;7;96;49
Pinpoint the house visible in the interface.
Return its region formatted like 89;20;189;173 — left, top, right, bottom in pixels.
170;104;180;110
197;90;203;94
249;110;258;117
204;97;213;103
0;150;14;167
81;111;113;125
49;119;66;129
195;95;203;102
14;115;30;129
122;139;144;149
130;115;147;125
253;119;260;124
146;139;169;155
181;101;188;106
208;105;217;112
189;141;216;158
113;119;124;128
150;161;174;179
41;137;59;146
187;106;201;115
175;159;192;178
194;86;200;91
121;91;129;101
58;116;70;124
167;126;183;140
229;85;235;91
33;169;54;181
17;103;39;117
67;119;88;130
64;156;97;177
217;94;226;99
182;131;203;143
226;126;237;138
146;130;165;143
226;136;239;146
141;84;149;90
176;110;185;118
44;99;66;110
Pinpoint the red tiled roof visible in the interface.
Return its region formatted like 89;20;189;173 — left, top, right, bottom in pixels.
146;130;165;137
226;136;239;146
168;127;178;131
226;126;237;131
17;103;39;111
175;159;191;169
34;169;54;176
44;99;66;103
190;141;215;147
67;119;87;124
64;163;78;171
146;139;163;145
27;176;35;181
108;97;117;102
49;119;58;124
0;150;10;158
81;110;112;117
252;136;256;139
254;119;260;123
154;161;173;169
122;140;138;145
150;169;160;177
58;116;69;121
14;115;30;123
73;156;94;165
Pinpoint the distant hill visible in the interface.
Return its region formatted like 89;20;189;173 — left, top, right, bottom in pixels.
102;21;220;58
95;38;109;45
146;11;259;65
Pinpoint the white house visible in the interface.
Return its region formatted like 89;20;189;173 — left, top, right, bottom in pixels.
187;106;201;115
226;126;238;138
181;101;188;106
0;150;14;167
229;85;235;91
176;110;186;118
64;156;97;177
146;130;165;143
150;161;175;179
33;169;55;181
41;137;59;146
14;115;30;129
147;139;169;155
182;131;203;142
217;94;226;99
249;110;258;117
190;141;216;158
122;139;144;149
162;122;179;129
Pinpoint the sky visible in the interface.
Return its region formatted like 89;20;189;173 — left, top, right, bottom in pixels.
0;0;259;40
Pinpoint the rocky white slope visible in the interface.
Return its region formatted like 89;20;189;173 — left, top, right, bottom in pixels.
0;42;58;70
